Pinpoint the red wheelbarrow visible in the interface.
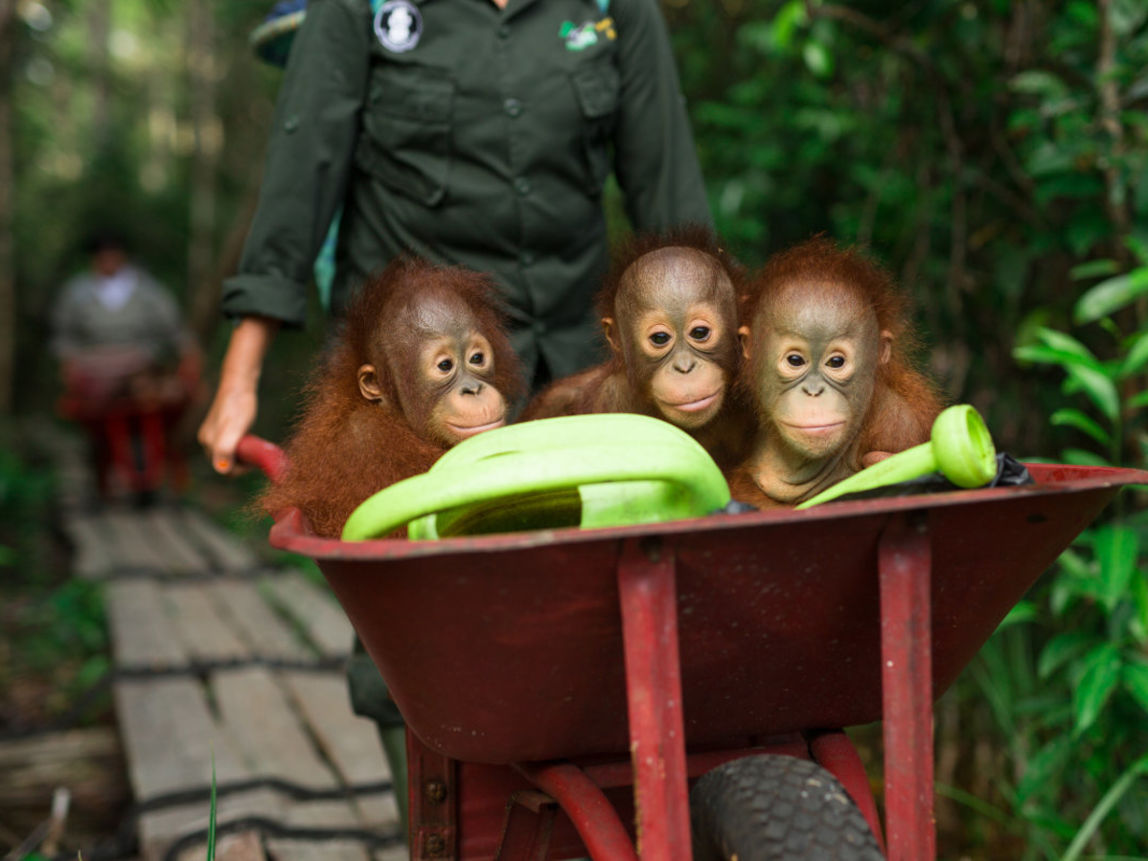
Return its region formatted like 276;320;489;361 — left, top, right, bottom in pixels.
237;433;1146;860
58;349;199;502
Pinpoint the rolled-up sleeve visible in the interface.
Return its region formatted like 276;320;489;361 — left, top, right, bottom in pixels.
221;0;371;326
611;0;712;232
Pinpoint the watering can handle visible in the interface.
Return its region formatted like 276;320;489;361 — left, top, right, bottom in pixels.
342;435;729;541
235;434;289;484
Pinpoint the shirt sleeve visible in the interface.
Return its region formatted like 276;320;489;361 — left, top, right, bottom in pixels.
221;0;372;327
610;0;712;233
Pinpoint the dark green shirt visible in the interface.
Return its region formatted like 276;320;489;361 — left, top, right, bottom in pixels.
222;0;712;378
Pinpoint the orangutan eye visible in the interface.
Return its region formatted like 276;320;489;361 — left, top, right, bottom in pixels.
826;355;846;369
689;326;711;341
469;351;485;366
786;354;805;368
650;332;671;347
437;358;454;373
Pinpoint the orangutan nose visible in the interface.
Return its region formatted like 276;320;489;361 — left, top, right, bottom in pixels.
803;380;825;396
672;354;697;374
461;379;485;396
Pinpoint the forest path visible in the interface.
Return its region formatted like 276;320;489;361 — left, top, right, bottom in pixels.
51;431;405;861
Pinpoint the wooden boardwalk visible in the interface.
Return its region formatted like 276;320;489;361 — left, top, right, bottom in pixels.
52;433;405;861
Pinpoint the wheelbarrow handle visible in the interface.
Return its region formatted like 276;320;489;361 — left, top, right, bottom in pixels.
235;434;289;484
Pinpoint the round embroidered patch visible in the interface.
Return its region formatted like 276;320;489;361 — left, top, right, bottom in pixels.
373;0;423;53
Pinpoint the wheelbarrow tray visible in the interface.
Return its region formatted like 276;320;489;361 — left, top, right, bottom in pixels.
269;463;1145;765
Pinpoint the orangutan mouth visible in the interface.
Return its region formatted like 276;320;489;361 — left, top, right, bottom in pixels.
783;421;845;435
448;418;506;438
667;392;721;413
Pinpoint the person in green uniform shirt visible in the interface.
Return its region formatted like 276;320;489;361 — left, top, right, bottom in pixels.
198;0;711;835
199;0;711;470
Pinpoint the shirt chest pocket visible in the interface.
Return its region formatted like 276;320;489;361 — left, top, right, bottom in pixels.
571;62;619;196
355;67;454;206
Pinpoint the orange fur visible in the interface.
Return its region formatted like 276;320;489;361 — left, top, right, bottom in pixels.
258;257;524;538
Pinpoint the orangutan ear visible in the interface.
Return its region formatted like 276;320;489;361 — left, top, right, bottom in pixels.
357;364;386;404
602;317;620;354
738;325;752;362
879;330;893;365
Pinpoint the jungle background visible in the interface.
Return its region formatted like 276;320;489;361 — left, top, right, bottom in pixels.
1;0;1148;858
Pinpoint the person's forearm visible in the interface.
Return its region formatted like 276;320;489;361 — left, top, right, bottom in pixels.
219;316;279;395
198;315;281;473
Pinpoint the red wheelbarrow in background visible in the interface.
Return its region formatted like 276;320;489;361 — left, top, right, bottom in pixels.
238;435;1146;860
58;347;200;502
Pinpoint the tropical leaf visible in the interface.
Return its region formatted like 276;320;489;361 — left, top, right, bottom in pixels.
1134;573;1148;644
1121;331;1148;378
1014;735;1072;806
1050;408;1112;446
1093;525;1140;611
1073;267;1148;324
1009;69;1069;97
1073;642;1122;733
1037;630;1095;680
1070;259;1120;279
1061;754;1148;861
1035;327;1103;366
996;600;1039;631
1123;659;1148;714
1063;365;1120;423
1061;447;1113;468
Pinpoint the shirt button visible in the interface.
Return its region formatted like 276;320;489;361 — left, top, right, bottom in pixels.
504;98;523;118
520;251;535;266
283;114;300;133
514;176;531;196
498;24;510;38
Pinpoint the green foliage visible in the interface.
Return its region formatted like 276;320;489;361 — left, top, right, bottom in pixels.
965;254;1148;855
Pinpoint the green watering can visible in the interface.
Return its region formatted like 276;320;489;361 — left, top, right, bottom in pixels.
342;414;731;541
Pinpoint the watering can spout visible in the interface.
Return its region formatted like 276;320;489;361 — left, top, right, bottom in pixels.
796;404;997;509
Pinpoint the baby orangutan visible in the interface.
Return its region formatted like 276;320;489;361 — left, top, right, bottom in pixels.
258;257;524;537
523;228;750;468
728;238;942;508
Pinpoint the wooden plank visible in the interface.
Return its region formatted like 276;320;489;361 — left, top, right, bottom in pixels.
106;580;188;669
179;509;259;572
212;668;372;861
211;667;339;788
144;508;213;574
282;672;398;829
261;574;354;658
375;846;409;861
103;509;177;572
175;830;266;861
281;673;391;785
114;678;247;795
115;678;279;861
266;839;370;861
166;584;252;663
60;512;119;579
208;581;312;661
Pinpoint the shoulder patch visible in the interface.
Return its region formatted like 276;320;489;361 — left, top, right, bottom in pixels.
373;0;422;53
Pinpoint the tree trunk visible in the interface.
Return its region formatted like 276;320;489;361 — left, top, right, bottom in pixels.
0;0;17;415
186;0;219;317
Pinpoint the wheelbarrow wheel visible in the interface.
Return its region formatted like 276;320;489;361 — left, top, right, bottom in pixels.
690;755;884;860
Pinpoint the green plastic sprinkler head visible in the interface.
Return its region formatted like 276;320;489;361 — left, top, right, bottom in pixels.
796;404;997;509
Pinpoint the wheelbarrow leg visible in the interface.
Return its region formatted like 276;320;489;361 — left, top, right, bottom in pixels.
878;512;935;861
617;536;692;860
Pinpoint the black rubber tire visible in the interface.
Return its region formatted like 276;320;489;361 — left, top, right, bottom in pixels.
690;755;884;860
